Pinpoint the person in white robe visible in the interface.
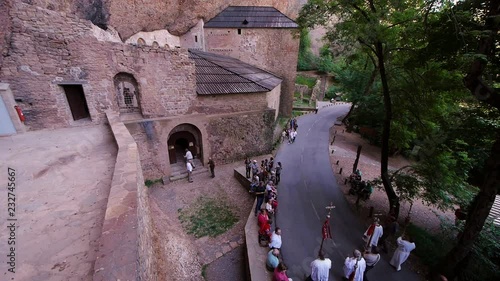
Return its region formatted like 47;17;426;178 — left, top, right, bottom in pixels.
343;249;366;281
389;236;416;271
364;218;383;250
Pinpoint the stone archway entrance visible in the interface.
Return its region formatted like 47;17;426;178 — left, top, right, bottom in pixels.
167;124;202;164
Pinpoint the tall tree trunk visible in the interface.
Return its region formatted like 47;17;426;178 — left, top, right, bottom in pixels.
435;135;500;280
376;41;400;218
433;1;500;278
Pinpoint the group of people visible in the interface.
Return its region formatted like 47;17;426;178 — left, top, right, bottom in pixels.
184;148;216;182
339;216;416;281
281;118;299;144
302;214;415;281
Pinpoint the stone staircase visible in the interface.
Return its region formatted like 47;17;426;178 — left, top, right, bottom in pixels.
165;158;207;182
488;195;500;226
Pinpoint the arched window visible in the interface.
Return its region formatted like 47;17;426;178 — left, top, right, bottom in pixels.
137;38;146;45
152;41;159;49
113;73;141;114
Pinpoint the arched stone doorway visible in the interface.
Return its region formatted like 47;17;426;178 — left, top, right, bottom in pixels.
167;124;202;164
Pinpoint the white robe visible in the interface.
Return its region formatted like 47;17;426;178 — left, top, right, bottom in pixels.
343;257;366;281
367;225;383;247
390;237;416;271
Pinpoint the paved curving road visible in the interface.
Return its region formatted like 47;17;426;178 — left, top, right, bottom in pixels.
274;103;422;281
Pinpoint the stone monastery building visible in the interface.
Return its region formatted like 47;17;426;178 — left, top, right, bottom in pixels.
0;2;299;179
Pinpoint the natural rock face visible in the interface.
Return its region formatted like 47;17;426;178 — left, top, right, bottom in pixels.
20;0;303;40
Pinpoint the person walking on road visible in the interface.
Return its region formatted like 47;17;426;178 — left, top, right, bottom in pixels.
390;235;416;271
208;157;215;178
343;249;366;281
307;251;332;281
363;218;383;251
363;247;381;281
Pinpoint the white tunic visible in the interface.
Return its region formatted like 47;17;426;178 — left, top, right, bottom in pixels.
389;237;416;271
343;257;366;281
368;225;383;247
310;258;332;281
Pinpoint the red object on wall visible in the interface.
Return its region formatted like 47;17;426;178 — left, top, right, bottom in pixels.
14;105;25;122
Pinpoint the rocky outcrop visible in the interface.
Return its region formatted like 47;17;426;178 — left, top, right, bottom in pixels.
19;0;303;40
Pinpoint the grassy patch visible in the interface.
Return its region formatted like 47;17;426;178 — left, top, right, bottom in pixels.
145;178;163;187
295;75;317;88
178;196;238;238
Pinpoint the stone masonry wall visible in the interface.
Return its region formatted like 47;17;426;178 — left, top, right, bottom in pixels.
0;0;12;73
1;2;196;130
204;28;299;117
207;109;275;164
123;109;275;179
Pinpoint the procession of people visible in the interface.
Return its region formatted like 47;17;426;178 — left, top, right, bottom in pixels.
248;116;417;281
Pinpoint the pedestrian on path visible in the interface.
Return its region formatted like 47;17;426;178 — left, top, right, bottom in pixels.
186;162;193;183
315;104;319;114
363;247;381;281
379;212;399;253
363;218;383;251
390;235;416;271
208;157;215;178
251;160;259;177
343;249;366;281
307;251;332;281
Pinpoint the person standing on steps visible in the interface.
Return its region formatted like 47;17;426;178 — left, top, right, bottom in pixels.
186;161;193;183
184;148;195;168
208;157;215;178
254;181;266;216
390;235;416;271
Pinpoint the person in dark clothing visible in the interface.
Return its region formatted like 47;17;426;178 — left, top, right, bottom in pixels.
245;157;252;178
275;162;282;184
255;181;266;216
208;157;215;178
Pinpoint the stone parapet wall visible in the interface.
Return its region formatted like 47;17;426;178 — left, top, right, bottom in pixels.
93;110;159;280
191;92;269;115
1;2;196;130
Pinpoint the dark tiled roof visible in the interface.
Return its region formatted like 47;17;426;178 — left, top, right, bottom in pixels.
188;49;282;95
205;6;298;29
